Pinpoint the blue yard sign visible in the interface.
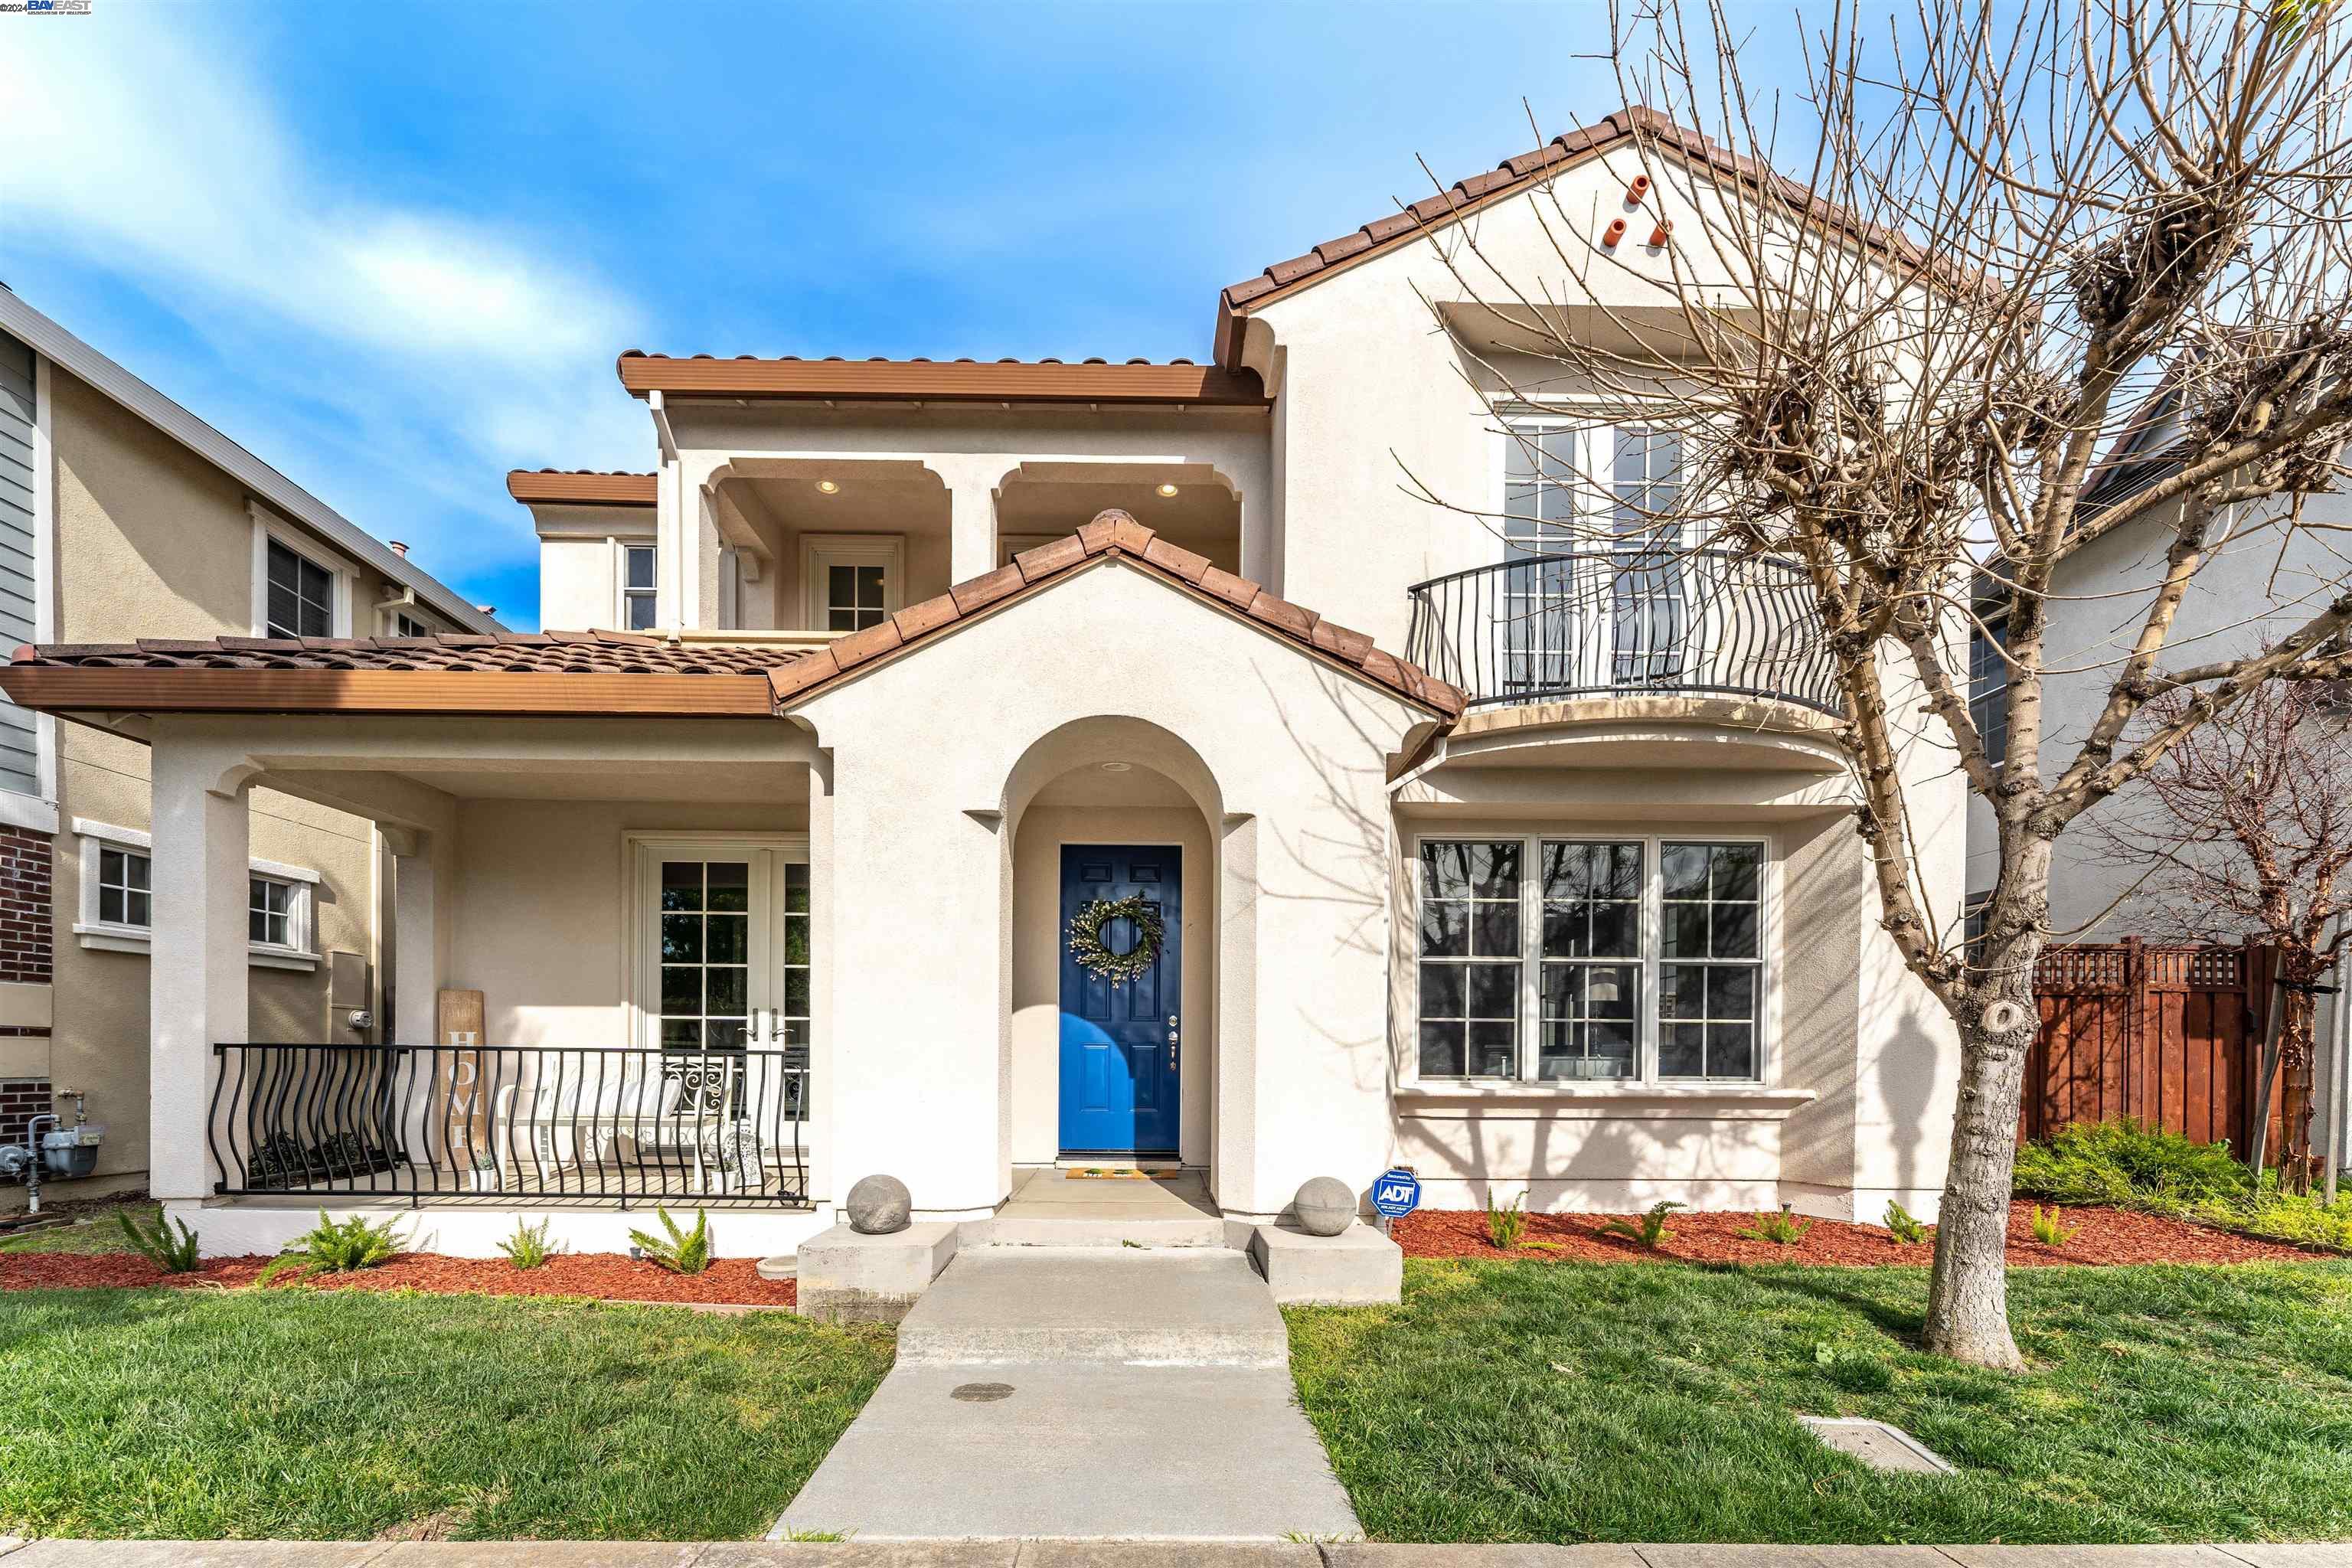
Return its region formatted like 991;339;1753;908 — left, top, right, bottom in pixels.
1370;1167;1421;1218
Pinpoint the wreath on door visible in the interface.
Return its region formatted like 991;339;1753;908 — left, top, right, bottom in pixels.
1067;896;1165;987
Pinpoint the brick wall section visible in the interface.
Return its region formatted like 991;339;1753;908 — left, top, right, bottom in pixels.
0;827;51;985
0;1076;48;1184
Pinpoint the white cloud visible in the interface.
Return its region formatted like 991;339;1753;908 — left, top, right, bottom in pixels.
0;15;650;601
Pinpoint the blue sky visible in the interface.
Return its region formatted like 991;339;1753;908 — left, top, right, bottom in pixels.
3;2;1741;629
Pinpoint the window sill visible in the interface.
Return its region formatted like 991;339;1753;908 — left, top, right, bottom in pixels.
71;925;322;972
73;923;152;956
1394;1082;1817;1119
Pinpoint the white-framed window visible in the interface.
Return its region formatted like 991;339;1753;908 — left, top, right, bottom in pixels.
1413;832;1769;1085
620;543;658;632
626;834;811;1056
800;534;903;632
1969;612;2009;765
250;507;351;640
70;818;320;967
1491;418;1692;697
247;868;317;965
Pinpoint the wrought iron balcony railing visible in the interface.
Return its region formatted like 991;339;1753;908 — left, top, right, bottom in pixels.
1405;547;1842;716
209;1043;810;1207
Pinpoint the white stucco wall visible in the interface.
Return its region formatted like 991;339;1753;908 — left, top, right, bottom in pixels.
795;557;1426;1220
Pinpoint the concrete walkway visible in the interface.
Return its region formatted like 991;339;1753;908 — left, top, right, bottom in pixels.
775;1247;1359;1541
0;1538;2339;1563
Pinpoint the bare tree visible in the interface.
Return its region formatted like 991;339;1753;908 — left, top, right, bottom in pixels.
1407;0;2352;1366
2089;679;2352;1186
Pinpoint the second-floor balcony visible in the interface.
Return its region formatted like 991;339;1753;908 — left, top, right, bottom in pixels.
1405;547;1842;717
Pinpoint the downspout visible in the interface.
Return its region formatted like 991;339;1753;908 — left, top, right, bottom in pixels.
2329;917;2349;1204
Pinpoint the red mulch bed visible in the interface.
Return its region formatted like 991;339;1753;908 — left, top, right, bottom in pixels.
0;1249;797;1307
1395;1199;2321;1267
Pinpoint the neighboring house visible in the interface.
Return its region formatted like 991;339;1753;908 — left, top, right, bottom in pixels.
0;286;501;1203
1962;378;2352;1174
2;109;1965;1257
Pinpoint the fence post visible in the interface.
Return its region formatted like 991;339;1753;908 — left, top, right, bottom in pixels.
2122;936;2145;1125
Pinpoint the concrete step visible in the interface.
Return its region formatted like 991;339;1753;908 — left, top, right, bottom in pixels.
895;1246;1289;1368
960;1213;1233;1249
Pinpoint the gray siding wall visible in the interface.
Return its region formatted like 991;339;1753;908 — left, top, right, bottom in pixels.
0;332;36;798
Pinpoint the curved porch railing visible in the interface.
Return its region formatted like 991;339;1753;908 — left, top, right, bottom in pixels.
208;1043;810;1207
1405;547;1843;716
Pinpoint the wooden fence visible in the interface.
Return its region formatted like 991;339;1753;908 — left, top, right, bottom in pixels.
2024;939;2285;1153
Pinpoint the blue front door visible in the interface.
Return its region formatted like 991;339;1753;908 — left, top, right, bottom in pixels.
1058;844;1181;1156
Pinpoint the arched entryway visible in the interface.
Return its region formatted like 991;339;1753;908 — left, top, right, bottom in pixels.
1001;717;1223;1176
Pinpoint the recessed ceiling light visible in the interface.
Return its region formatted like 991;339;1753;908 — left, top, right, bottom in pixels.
1155;483;1180;498
816;479;840;495
1099;761;1133;773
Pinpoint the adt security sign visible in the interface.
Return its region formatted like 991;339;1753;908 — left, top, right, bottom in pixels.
1370;1167;1422;1218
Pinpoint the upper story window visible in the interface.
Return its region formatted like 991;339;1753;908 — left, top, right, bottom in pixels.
622;544;658;631
1969;614;2009;764
1504;420;1687;554
97;842;151;929
801;534;903;632
1415;835;1766;1086
266;538;335;639
393;612;434;639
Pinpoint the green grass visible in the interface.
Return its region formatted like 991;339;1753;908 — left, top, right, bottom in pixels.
0;1288;893;1540
0;1204;155;1255
1287;1258;2352;1544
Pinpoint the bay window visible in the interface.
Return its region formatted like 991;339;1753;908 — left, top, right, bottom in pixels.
1416;835;1767;1085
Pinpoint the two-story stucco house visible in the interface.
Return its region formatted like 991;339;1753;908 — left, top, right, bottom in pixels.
0;109;1965;1260
0;286;501;1204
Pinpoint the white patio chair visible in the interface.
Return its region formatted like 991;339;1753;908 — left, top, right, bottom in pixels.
492;1060;687;1190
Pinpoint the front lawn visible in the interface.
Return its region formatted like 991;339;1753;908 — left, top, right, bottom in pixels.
0;1287;892;1540
1287;1257;2352;1544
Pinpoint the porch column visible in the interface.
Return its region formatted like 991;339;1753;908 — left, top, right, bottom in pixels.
805;754;835;1209
389;836;438;1047
931;457;1005;583
149;739;252;1203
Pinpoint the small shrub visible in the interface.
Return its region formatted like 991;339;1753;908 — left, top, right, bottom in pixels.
2028;1203;2080;1249
2013;1119;2249;1207
629;1207;712;1275
116;1209;201;1273
497;1217;558;1270
1598;1200;1685;1250
1736;1205;1812;1246
1883;1200;1931;1245
261;1210;401;1283
2208;1186;2352;1253
1485;1190;1528;1250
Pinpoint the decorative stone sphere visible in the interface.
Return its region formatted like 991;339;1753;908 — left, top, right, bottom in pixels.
1294;1176;1357;1236
846;1174;912;1235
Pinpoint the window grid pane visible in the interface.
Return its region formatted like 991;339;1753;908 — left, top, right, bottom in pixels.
1539;841;1642;1081
266;541;334;639
1417;841;1521;1079
1657;841;1762;1080
658;859;753;1056
99;846;153;929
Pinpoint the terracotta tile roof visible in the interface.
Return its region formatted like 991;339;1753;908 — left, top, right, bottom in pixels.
0;515;1462;721
1214;105;1958;368
766;509;1465;717
616;354;1269;408
505;469;657;506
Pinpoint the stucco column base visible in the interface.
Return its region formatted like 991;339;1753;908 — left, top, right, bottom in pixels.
795;1221;959;1324
1249;1220;1402;1305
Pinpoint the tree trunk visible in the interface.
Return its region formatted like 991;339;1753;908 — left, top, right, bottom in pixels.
1922;930;2040;1371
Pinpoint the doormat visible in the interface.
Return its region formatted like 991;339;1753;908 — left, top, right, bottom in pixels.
1064;1167;1181;1180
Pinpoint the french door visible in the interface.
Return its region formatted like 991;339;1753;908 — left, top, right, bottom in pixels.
632;838;810;1061
1500;421;1689;697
